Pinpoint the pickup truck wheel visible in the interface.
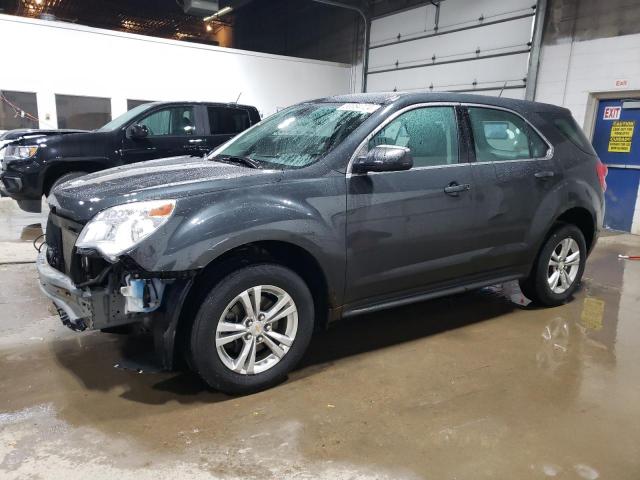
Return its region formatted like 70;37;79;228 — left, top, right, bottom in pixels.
519;224;586;306
49;171;87;196
190;264;314;395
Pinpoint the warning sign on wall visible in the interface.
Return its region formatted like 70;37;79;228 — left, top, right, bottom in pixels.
608;120;635;152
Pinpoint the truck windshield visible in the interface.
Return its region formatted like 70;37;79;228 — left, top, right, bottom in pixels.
210;102;379;169
96;103;153;132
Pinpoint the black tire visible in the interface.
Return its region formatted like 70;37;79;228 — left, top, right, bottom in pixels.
48;171;87;196
190;264;314;395
520;224;587;306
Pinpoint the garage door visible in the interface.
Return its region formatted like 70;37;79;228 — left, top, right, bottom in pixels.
367;0;536;99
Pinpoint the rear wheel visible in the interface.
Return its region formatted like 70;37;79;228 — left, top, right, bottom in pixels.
520;224;587;306
190;264;314;395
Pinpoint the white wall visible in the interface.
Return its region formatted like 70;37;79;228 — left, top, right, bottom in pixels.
535;33;640;127
367;0;536;99
0;14;353;128
535;33;640;235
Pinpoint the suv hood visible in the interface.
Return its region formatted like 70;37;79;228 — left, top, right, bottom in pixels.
49;156;284;222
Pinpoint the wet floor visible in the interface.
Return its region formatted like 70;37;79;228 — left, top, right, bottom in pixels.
0;198;47;264
0;231;639;479
0;198;46;243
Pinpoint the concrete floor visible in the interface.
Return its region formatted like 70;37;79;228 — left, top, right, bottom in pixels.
1;197;639;479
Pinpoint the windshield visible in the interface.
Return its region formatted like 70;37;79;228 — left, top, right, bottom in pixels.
96;103;153;132
210;102;379;169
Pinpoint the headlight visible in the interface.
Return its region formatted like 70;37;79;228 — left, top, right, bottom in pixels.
76;200;176;260
4;145;38;160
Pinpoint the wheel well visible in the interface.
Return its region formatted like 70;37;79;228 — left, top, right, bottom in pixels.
173;241;330;367
42;162;105;196
556;207;596;251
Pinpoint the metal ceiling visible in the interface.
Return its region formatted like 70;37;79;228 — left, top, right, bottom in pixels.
0;0;430;62
0;0;234;45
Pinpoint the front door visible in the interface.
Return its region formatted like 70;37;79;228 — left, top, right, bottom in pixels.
121;105;201;163
591;99;640;233
345;105;478;305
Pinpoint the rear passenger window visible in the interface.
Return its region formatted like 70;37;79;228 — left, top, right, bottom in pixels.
468;107;548;162
208;107;251;135
368;106;459;167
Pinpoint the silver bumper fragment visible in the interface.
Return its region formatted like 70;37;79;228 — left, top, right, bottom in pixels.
36;247;91;323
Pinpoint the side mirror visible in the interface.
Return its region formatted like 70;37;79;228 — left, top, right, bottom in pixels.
352;145;413;174
128;124;149;139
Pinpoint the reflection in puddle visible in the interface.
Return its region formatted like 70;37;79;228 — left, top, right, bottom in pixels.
20;223;44;242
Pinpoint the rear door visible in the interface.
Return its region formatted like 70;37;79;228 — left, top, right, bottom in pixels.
463;105;559;272
120;104;200;163
203;105;253;154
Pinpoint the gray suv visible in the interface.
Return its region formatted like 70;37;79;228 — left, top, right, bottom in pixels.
37;92;607;394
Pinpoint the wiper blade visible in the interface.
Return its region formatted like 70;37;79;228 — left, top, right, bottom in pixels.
213;155;262;169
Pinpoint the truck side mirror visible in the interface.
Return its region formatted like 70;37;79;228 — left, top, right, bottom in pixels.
128;124;149;139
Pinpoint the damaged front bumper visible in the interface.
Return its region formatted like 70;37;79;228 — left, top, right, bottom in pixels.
37;247;92;331
38;236;196;370
37;246;173;332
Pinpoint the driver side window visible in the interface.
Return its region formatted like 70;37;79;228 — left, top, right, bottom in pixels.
138;106;195;136
367;106;459;167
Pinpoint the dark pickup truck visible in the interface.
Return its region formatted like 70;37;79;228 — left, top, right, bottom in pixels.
0;101;260;212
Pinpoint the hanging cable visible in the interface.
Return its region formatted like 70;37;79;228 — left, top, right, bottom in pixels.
0;93;40;124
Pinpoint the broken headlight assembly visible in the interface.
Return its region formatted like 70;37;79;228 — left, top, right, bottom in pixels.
76;199;176;261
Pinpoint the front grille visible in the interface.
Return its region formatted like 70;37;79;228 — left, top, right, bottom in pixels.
45;217;65;273
45;213;83;277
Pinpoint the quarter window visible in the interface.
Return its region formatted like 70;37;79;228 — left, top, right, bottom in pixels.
208;106;251;135
368;107;459;167
138;106;195;136
468;107;548;161
552;116;596;155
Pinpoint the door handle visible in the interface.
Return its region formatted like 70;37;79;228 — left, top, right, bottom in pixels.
188;138;204;143
534;170;555;178
444;182;471;196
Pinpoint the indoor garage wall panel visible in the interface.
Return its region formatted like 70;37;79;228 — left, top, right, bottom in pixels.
367;53;530;94
368;0;536;95
0;14;352;127
369;16;534;74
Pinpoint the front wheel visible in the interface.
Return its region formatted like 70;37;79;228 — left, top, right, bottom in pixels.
190;264;314;395
520;224;587;306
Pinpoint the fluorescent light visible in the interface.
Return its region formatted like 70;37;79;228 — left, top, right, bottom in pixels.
203;6;233;21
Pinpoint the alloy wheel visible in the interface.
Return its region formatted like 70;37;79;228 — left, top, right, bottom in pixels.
215;285;298;375
547;238;580;294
